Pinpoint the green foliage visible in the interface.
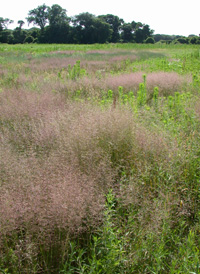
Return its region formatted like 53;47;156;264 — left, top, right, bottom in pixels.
168;229;200;273
57;60;86;80
23;35;35;44
26;4;49;30
0;17;13;31
72;12;112;44
100;89;114;106
120;23;134;43
87;190;125;273
48;4;70;27
137;74;147;107
98;14;124;43
176;37;189;44
1;5;155;44
60;190;126;274
193;73;200;88
145;37;155;44
12;28;28;44
0;30;14;44
153;86;159;110
0;72;19;87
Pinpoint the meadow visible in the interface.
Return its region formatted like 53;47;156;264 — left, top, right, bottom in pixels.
0;43;200;273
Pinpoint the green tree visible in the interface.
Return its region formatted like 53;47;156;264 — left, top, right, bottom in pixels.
27;27;40;39
190;36;198;44
153;34;176;42
13;28;27;44
0;17;14;43
11;20;27;44
41;24;70;43
196;37;200;44
72;12;112;44
17;20;25;30
0;29;14;43
176;37;189;44
73;12;95;29
48;4;70;27
91;18;112;43
145;37;155;44
24;35;35;43
26;4;49;30
98;14;123;42
0;17;13;31
121;23;134;42
134;24;153;43
42;4;71;43
120;21;153;43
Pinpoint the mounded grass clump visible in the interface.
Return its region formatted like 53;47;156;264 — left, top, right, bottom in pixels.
0;88;177;272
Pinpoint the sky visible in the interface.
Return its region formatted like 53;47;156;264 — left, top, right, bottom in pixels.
1;0;200;36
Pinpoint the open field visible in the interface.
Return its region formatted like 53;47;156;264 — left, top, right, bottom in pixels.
0;43;200;273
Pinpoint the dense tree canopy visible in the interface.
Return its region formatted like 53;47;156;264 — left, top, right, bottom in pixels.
0;4;199;44
98;14;124;43
26;4;49;30
48;4;70;26
72;13;112;44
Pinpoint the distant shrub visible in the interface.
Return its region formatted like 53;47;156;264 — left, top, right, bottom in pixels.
145;37;155;44
176;37;189;44
196;37;200;44
24;35;35;43
190;36;198;44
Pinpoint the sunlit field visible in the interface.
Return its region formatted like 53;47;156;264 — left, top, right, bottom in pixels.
0;43;200;273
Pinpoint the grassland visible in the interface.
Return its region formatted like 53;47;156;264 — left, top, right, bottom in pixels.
0;43;200;273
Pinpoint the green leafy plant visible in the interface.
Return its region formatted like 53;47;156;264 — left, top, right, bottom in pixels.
153;86;159;111
61;190;126;274
67;60;86;80
137;74;147;107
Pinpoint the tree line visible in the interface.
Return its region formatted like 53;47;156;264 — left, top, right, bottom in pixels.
0;4;200;44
